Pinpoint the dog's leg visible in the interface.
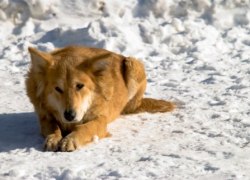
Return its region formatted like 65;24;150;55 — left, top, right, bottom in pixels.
122;80;146;114
122;57;175;114
38;112;62;151
59;119;108;152
121;57;146;114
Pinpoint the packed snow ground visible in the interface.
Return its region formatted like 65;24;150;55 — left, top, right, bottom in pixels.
0;0;250;179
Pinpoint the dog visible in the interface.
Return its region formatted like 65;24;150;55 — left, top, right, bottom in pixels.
26;46;175;152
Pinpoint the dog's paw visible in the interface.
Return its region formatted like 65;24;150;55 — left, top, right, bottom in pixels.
59;134;80;152
44;134;62;152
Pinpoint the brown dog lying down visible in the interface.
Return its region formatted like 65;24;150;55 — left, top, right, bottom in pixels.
26;46;175;152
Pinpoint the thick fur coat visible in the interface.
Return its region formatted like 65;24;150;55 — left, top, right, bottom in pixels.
26;46;175;152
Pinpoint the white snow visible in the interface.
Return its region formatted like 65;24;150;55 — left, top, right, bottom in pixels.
1;0;250;179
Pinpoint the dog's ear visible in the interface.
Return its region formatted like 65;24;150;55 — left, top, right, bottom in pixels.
91;55;113;100
91;53;111;74
92;59;110;75
78;52;111;75
28;47;52;73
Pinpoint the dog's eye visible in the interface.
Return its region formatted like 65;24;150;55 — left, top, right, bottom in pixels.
76;83;84;91
55;87;63;94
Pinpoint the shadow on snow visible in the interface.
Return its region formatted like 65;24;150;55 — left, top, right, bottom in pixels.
0;112;43;152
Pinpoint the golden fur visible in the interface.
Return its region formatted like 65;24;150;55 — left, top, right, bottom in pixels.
26;46;175;152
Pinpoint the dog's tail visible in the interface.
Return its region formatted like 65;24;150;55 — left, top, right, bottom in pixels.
135;98;175;113
123;98;175;114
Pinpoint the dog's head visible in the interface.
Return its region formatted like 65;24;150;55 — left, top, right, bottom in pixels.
28;47;110;123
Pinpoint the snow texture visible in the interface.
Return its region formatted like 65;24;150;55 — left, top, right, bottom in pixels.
0;0;250;179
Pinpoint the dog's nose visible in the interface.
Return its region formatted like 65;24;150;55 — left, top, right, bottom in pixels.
64;109;76;121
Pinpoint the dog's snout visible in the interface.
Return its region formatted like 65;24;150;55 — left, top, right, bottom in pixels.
64;109;76;121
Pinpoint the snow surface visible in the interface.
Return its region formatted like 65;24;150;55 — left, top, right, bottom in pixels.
1;0;250;179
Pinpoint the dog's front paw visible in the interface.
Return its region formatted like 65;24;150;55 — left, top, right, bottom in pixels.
59;134;80;152
44;134;62;152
